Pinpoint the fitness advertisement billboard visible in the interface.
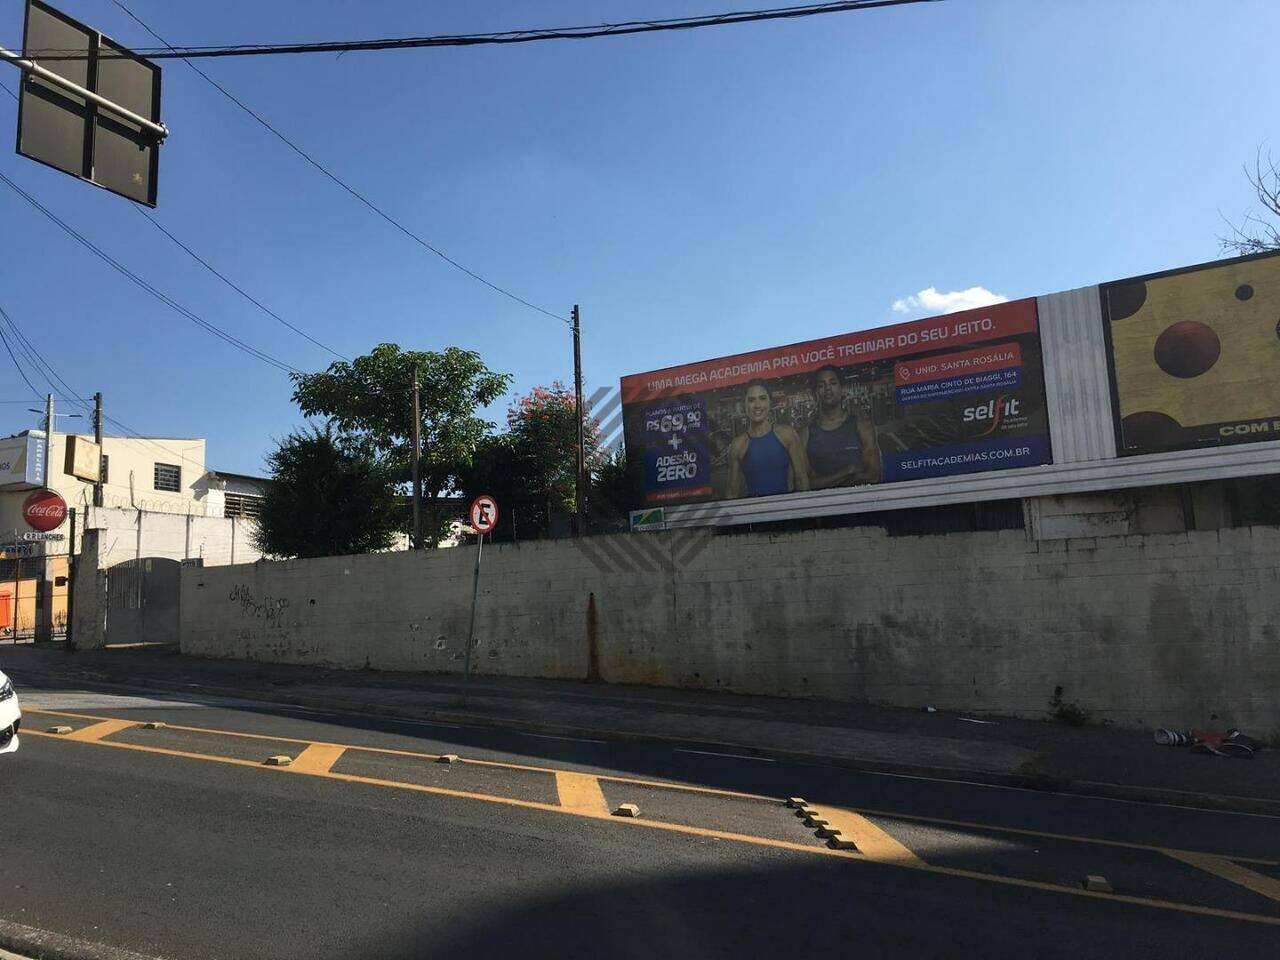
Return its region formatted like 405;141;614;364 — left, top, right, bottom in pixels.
620;299;1052;506
1102;250;1280;455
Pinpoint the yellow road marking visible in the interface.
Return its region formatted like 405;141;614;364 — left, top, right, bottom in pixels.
556;772;610;816
288;743;347;775
1165;850;1280;904
23;707;773;803
811;805;924;866
22;709;1279;868
21;730;1280;927
814;802;1280;868
60;719;137;742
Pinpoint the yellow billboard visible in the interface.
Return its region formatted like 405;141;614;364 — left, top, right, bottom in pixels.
1102;251;1280;454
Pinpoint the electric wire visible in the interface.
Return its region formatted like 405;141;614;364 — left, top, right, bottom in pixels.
28;1;940;60
0;170;301;374
130;205;349;360
0;316;42;400
0;304;210;475
109;0;572;327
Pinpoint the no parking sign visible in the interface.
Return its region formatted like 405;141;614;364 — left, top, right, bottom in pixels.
469;495;498;534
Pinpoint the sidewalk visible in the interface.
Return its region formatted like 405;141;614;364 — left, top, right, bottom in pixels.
5;643;1277;814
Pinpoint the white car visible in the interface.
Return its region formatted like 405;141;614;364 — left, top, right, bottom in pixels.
0;668;19;754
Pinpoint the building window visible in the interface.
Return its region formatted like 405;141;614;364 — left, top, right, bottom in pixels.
224;493;264;520
154;462;181;492
100;454;109;486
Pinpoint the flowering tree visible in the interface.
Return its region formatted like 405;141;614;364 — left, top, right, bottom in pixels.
461;382;604;539
507;381;604;514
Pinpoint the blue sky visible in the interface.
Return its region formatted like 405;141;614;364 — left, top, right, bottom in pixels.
0;0;1275;474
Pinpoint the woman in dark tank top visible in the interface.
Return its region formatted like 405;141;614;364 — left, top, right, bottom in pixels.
804;365;882;488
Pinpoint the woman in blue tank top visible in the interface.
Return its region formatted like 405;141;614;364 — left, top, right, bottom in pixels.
728;380;810;498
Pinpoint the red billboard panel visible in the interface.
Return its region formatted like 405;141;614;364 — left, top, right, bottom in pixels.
619;299;1051;507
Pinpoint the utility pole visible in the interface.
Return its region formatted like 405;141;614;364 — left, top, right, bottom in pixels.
93;392;104;508
572;305;586;535
36;393;53;643
43;393;53;489
410;367;422;549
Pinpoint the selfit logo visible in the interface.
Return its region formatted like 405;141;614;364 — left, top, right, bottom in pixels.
23;488;67;532
962;396;1022;437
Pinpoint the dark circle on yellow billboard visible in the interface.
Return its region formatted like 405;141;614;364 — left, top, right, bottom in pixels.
1153;321;1221;379
1235;284;1254;301
1122;411;1183;449
1107;281;1147;321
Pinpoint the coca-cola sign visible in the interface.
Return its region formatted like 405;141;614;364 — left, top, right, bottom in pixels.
23;488;67;532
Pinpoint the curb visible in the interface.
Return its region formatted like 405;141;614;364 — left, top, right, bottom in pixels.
17;671;1280;818
0;919;167;960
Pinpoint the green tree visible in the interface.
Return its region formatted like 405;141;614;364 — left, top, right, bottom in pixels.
460;383;604;540
458;433;530;541
291;344;510;545
255;424;402;558
590;445;633;532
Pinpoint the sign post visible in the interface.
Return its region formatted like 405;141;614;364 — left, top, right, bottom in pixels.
25;484;66;643
460;495;498;706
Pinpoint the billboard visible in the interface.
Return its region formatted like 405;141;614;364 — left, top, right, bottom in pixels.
1102;250;1280;455
620;299;1052;506
63;434;100;482
0;434;43;489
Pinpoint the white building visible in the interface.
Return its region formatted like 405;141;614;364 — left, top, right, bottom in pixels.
0;429;268;528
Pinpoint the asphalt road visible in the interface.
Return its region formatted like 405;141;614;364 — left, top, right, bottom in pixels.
3;683;1279;960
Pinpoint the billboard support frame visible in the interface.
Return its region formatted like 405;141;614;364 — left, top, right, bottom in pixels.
1;45;168;142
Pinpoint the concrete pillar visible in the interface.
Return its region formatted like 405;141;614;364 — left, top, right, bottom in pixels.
70;528;107;650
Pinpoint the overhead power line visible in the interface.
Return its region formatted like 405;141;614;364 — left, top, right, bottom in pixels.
130;205;349;361
108;0;571;327
0;303;93;412
0;302;212;473
0;312;43;399
29;1;939;60
0;170;301;375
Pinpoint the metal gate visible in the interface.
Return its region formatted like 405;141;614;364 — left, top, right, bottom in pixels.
0;554;70;643
105;557;180;645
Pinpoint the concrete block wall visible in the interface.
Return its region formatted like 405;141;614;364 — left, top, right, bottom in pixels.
85;506;263;568
179;524;1280;731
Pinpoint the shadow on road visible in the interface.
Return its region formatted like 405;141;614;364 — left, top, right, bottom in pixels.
340;856;1274;960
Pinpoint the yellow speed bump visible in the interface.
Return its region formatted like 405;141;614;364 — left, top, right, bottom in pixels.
809;805;922;866
288;743;347;776
63;719;137;742
556;772;609;817
613;803;641;818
